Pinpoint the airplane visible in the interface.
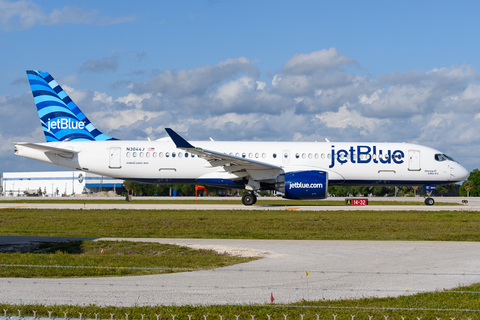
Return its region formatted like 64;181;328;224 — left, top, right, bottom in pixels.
14;70;469;206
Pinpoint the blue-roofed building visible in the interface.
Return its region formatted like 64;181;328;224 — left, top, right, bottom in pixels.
1;171;124;197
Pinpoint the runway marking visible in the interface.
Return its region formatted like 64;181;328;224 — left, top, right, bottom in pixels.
284;207;300;211
0;206;27;209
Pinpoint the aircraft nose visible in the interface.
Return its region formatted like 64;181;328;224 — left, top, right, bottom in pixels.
456;164;470;181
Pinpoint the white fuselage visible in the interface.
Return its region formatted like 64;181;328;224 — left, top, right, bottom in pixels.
14;139;469;189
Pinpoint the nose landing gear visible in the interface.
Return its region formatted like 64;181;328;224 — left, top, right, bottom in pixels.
242;192;257;206
424;188;435;206
424;197;435;206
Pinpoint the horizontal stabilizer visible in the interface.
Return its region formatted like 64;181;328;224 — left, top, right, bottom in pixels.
14;142;79;155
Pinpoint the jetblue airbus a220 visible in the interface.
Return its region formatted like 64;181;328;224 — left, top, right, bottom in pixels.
15;70;469;205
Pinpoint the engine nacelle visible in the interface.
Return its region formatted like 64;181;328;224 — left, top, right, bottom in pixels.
276;170;328;200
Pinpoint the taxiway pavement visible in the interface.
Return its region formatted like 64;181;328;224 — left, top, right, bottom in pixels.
1;237;480;306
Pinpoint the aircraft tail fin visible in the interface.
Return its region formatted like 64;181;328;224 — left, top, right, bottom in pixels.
26;70;116;142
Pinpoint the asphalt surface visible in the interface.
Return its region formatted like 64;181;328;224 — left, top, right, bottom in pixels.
1;237;480;306
0;196;478;211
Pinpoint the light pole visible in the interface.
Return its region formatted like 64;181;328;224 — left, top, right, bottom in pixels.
51;183;54;197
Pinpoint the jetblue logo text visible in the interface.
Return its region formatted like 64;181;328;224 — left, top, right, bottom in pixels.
330;145;404;168
289;182;324;189
47;118;85;131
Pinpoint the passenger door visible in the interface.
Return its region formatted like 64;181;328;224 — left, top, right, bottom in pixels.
109;147;122;169
408;150;421;171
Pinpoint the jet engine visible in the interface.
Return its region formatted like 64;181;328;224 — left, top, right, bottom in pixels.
276;170;328;200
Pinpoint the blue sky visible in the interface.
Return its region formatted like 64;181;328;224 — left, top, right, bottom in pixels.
1;0;480;173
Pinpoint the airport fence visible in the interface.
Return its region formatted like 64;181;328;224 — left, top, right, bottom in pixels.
3;309;480;320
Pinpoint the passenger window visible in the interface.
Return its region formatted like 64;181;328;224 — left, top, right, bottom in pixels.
273;153;277;158
249;153;253;158
146;152;150;158
166;152;170;158
178;152;182;158
126;152;131;158
262;153;266;158
159;152;164;158
185;152;189;157
295;153;300;159
255;153;259;158
133;152;137;157
242;153;246;158
172;152;176;158
302;153;306;159
308;153;312;159
153;152;157;158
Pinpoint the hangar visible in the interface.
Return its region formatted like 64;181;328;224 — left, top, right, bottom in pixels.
1;171;124;197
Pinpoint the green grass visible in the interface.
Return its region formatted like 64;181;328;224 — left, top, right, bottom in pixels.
0;199;460;205
0;240;256;278
0;208;479;240
2;283;480;319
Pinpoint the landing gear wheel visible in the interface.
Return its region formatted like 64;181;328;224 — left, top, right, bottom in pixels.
425;198;435;206
242;193;257;206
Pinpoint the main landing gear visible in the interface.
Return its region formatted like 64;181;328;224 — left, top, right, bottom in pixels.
242;192;257;206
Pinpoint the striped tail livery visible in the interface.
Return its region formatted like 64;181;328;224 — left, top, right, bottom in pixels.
26;70;116;142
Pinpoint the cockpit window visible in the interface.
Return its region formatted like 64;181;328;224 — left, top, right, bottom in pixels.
435;153;458;163
443;154;457;163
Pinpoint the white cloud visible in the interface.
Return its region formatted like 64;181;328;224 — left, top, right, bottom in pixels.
0;0;135;31
256;81;266;90
4;48;480;172
93;92;113;105
316;104;385;135
282;48;356;75
115;93;155;109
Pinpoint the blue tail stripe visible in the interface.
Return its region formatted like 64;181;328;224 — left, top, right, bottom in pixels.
38;107;76;119
32;90;58;98
28;80;52;88
33;95;66;106
52;129;95;139
66;101;80;111
43;74;54;83
62;96;72;105
90;129;102;137
36;100;71;111
57;91;68;99
30;85;56;94
58;133;96;141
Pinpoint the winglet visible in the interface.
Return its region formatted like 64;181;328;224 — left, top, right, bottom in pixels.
165;128;195;149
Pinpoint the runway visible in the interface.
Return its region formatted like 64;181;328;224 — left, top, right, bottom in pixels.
0;196;478;211
1;237;480;306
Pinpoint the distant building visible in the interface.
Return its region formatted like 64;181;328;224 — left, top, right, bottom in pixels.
2;171;124;197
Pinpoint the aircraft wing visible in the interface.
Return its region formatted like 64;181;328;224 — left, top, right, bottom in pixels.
165;128;282;172
14;142;79;155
